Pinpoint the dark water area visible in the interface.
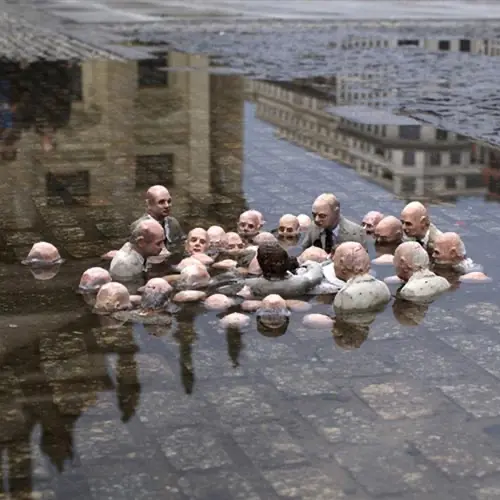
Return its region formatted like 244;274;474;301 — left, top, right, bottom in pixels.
2;51;500;499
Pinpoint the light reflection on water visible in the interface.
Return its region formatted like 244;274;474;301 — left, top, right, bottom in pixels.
0;51;499;498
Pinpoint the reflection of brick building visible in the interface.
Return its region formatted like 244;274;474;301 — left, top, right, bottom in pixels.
0;52;247;262
249;79;485;201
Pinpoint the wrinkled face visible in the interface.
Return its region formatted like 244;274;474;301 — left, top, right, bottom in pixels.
278;215;300;238
186;228;209;255
362;212;383;236
224;233;245;255
238;213;260;238
432;239;458;266
148;188;172;220
400;209;427;238
312;200;338;229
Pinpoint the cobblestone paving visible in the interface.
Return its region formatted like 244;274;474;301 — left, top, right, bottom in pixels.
5;103;500;499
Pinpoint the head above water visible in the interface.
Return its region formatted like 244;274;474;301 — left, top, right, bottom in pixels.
374;215;403;244
238;210;261;238
400;201;430;239
432;232;466;266
146;185;172;221
185;228;209;255
22;241;63;267
221;232;245;254
130;219;165;258
253;231;277;245
247;209;265;228
78;267;111;293
298;246;328;264
140;278;173;310
278;214;300;238
312;193;340;230
94;282;131;314
257;241;290;280
207;226;225;247
297;213;312;231
362;211;384;236
333;242;371;282
178;264;211;289
394;241;430;282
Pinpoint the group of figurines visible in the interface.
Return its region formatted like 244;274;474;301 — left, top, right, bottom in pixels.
21;185;490;338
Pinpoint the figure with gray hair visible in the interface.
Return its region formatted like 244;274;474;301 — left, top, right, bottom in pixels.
302;193;366;253
389;241;450;302
110;219;165;280
333;242;391;312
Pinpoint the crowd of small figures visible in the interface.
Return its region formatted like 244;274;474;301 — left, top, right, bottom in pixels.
19;186;490;339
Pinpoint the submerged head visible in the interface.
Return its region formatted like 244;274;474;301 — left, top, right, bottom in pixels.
362;211;384;236
278;214;300;238
374;215;403;245
207;226;225;247
394;241;430;282
238;210;261;238
185;227;209;255
94;282;131;314
22;242;63;266
78;267;112;294
256;294;290;336
253;231;277;245
257;241;290;280
298;246;328;265
221;232;246;255
333;242;371;281
432;232;466;266
140;277;173;311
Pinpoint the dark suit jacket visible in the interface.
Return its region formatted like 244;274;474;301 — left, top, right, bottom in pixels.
301;215;367;252
131;214;185;247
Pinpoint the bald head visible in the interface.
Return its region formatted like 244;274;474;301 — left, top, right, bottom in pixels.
247;209;264;227
362;211;384;236
131;219;165;258
374;216;403;244
394;241;430;281
298;246;328;264
432;232;466;266
333;242;371;281
312;193;340;230
146;185;172;221
222;232;245;254
278;214;300;238
94;282;131;314
254;231;277;245
400;201;429;239
238;211;261;238
185;228;209;255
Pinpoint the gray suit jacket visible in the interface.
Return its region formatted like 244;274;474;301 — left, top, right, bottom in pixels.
131;214;185;247
301;215;367;251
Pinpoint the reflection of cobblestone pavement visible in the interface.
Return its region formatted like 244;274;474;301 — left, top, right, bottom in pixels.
17;104;499;499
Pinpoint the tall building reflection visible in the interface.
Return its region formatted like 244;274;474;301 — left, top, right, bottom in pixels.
0;52;247;262
246;79;486;201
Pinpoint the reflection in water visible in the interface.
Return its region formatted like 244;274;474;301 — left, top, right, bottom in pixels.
0;48;499;499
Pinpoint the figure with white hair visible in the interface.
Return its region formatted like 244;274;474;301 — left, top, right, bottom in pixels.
388;242;450;302
302;193;366;253
400;201;441;254
432;232;489;282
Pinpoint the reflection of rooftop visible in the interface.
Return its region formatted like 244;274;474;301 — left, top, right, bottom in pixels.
327;105;420;126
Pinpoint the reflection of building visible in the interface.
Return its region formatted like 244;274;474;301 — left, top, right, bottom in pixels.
480;144;500;200
249;79;485;200
0;52;247;264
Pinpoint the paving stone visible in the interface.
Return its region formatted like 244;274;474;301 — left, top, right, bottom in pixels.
475;487;500;500
231;422;307;468
355;380;451;420
178;469;263;500
335;445;435;496
241;335;302;364
439;383;500;418
262;362;340;397
160;427;232;471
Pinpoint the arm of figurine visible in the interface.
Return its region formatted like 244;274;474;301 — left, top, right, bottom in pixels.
296;261;324;288
301;230;312;251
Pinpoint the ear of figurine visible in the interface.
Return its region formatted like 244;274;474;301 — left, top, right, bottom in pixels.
449;245;458;259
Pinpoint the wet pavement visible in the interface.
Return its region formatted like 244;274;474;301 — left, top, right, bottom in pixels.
2;13;500;500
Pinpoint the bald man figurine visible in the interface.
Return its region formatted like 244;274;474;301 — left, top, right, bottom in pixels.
390;242;450;302
132;185;185;247
372;216;404;264
302;193;366;253
400;201;441;255
333;242;391;312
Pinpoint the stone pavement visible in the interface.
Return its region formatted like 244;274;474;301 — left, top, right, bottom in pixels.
6;102;500;500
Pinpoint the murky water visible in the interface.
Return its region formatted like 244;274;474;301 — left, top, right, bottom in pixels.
2;51;500;498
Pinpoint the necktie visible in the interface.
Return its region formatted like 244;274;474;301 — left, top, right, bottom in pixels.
324;229;334;254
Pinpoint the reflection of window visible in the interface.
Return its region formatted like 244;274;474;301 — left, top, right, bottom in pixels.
450;151;462;165
375;147;384;157
401;177;416;193
135;154;174;187
428;152;441;166
460;39;471;52
398;39;419;46
399;125;421;140
382;169;393;180
466;174;484;189
403;150;415;166
436;129;448;141
70;63;82;102
446;176;457;189
438;40;450;51
138;59;168;88
381;125;387;137
46;171;90;205
488;176;500;195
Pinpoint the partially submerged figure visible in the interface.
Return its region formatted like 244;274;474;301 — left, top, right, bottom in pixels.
333;310;376;349
388;241;451;302
277;214;300;240
333;242;391;312
244;241;323;298
94;282;133;315
400;201;442;254
237;210;261;242
22;241;64;279
78;267;112;306
256;294;291;337
362;211;384;236
432;232;490;282
207;226;226;250
297;214;312;232
372;216;403;265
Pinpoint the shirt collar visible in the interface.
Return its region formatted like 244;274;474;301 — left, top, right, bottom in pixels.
323;225;340;237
